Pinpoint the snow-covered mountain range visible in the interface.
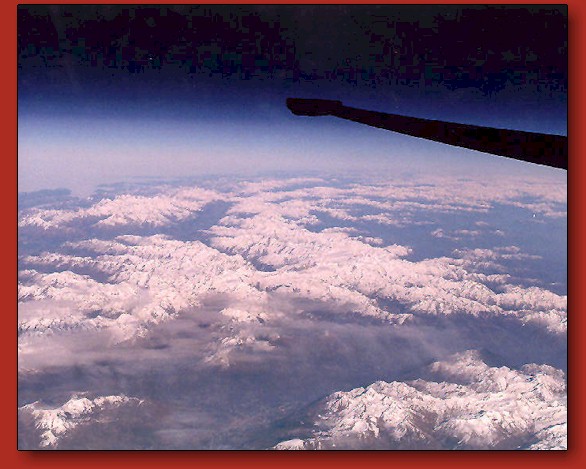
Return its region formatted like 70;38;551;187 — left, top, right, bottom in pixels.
18;173;567;449
274;350;566;450
20;394;144;447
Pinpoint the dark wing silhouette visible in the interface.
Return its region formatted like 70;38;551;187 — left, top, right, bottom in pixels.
286;98;567;170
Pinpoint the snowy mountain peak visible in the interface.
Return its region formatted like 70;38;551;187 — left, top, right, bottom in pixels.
20;394;143;447
274;351;566;450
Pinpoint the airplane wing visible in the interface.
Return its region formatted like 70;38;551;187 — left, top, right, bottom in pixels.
286;98;567;170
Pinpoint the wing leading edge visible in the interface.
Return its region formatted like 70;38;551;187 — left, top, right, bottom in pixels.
286;98;567;170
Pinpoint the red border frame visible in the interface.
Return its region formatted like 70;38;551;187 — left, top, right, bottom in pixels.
6;1;582;467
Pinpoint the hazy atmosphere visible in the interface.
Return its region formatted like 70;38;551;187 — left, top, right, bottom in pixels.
19;4;567;194
18;5;567;450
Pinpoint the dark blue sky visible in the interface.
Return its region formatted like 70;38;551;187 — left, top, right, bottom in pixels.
18;5;567;193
